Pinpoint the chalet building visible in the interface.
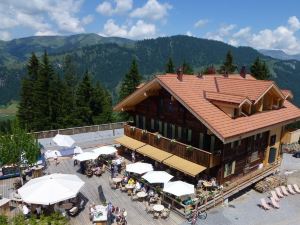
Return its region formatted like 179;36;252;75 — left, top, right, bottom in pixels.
114;70;300;184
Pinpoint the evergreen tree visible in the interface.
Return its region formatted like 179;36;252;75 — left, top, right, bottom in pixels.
219;50;237;73
250;57;271;80
119;59;142;101
75;71;94;125
182;61;194;74
202;65;216;74
165;57;175;73
31;51;52;131
17;53;39;131
61;55;78;127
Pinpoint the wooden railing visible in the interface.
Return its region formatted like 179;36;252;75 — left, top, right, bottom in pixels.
33;122;127;139
124;124;221;168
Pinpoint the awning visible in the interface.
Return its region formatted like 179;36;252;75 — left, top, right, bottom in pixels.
136;145;173;162
163;155;206;177
115;135;146;150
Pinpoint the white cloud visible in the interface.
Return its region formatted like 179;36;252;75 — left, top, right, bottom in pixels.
101;19;156;39
96;0;133;16
204;17;300;54
186;31;193;36
0;0;90;35
82;15;94;25
194;19;208;28
0;31;11;41
130;0;172;21
35;30;59;36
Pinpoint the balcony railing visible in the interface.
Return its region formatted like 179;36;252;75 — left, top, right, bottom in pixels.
124;124;220;168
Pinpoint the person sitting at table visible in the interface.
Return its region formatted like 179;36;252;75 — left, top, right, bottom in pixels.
122;176;129;185
197;179;204;188
22;203;30;219
35;205;42;219
211;177;217;188
141;185;148;193
89;203;97;221
148;188;154;197
127;178;135;185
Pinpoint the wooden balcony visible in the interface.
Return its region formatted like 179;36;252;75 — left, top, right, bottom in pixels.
123;124;220;168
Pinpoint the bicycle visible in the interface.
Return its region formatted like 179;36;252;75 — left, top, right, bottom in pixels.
186;207;207;224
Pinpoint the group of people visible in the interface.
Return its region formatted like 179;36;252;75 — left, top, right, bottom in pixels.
197;176;218;189
21;203;42;219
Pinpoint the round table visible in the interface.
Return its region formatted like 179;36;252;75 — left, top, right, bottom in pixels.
153;204;164;212
137;191;148;198
61;202;73;210
113;177;123;183
203;181;212;190
125;184;135;195
32;165;44;178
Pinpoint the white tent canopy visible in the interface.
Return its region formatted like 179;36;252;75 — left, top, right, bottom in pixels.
53;134;75;147
93;146;117;156
44;146;83;159
163;181;195;197
18;173;84;205
142;171;173;184
73;151;98;162
126;162;153;174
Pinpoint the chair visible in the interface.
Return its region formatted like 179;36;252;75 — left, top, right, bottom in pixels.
109;180;117;190
287;184;296;194
275;187;284;198
131;193;139;201
260;198;271;210
101;164;106;174
121;185;127;192
161;209;170;219
68;206;79;216
145;204;154;214
280;186;289;196
270;190;279;202
153;212;160;219
293;184;300;193
270;197;280;209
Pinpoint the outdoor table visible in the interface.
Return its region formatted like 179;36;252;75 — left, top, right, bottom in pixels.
113;177;123;183
93;205;108;225
125;184;135;195
0;198;10;216
137;191;148;199
153;204;164;212
32;165;44;178
203;181;212;190
61;202;73;210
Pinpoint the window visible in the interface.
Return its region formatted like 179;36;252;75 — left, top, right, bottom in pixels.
250;151;259;162
270;135;276;146
177;126;182;139
150;119;155;130
135;115;139;127
199;133;204;149
171;124;176;139
164;123;168;137
234;141;239;147
234;108;239;117
158;121;163;133
210;136;215;152
187;129;192;142
142;116;146;129
224;161;236;178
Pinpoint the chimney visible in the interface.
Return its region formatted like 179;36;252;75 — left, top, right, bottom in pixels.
177;67;183;81
240;65;246;78
197;72;203;78
223;70;228;78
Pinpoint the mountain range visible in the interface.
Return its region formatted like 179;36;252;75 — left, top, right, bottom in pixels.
0;34;300;107
259;49;300;61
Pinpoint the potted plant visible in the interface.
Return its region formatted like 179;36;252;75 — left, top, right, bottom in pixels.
130;126;135;134
186;145;193;155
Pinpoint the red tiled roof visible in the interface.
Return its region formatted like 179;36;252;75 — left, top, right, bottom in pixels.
156;74;300;142
281;89;293;99
205;91;249;105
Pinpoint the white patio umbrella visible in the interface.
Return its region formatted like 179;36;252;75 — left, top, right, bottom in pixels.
93;146;117;156
53;134;75;147
126;162;153;174
73;151;98;162
74;146;83;154
142;171;174;184
163;181;195;197
44;150;61;159
18;173;84;205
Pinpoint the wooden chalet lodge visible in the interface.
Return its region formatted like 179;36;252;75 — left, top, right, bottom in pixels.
114;69;300;186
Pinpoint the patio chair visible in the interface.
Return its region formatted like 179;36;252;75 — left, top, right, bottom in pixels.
287;184;296;194
293;184;300;194
68;206;79;216
153;212;160;219
131;193;139;201
109;180;117;190
161;208;170;219
275;187;284;198
280;186;289;196
270;190;279;202
270;197;280;209
120;185;127;192
260;198;271;210
145;204;154;214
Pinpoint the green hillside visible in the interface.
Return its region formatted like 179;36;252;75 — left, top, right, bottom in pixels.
0;34;300;106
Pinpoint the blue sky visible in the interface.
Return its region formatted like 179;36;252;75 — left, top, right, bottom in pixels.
1;0;300;54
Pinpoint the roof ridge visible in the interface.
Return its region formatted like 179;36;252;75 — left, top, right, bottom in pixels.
205;90;247;98
215;76;273;83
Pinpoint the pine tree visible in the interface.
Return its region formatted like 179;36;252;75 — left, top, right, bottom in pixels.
17;53;39;131
182;61;194;74
219;50;237;73
32;51;52;131
250;57;270;80
165;57;175;73
61;55;77;127
75;71;94;126
119;59;142;101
